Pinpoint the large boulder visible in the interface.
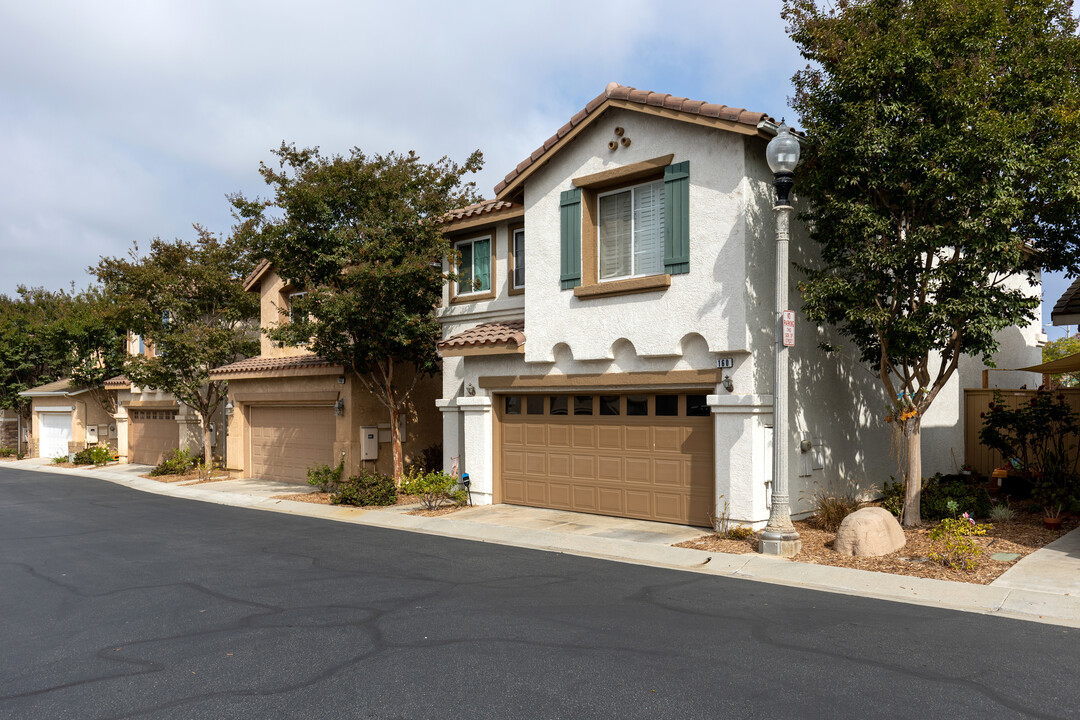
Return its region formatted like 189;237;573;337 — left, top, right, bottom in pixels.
834;507;906;557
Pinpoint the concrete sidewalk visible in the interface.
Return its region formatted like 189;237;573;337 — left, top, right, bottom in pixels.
7;458;1080;628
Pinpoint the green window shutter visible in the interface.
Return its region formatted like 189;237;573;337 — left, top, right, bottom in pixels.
560;188;582;289
664;160;690;275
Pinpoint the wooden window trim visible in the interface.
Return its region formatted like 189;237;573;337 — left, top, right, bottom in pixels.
450;233;496;304
574;155;674;294
507;223;525;296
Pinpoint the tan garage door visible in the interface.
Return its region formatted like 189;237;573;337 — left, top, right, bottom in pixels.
129;408;179;466
499;393;714;527
249;405;336;484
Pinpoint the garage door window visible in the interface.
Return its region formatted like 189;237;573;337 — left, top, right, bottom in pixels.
526;396;545;415
687;394;710;417
574;396;593;415
509;393;712;417
599;395;620;416
627;395;648;416
550;396;569;415
655;394;678;416
505;396;522;415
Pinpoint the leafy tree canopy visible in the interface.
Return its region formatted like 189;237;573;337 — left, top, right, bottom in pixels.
0;285;126;418
785;0;1080;524
1042;334;1080;386
93;227;259;467
231;144;483;479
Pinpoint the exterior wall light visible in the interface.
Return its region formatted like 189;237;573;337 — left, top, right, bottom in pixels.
224;400;234;416
722;375;734;393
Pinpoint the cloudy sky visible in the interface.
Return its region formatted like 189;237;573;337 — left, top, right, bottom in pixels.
0;0;1071;338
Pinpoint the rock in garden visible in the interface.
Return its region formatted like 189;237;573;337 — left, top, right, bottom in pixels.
834;507;906;557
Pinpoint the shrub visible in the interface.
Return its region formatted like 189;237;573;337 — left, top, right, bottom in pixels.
400;469;466;510
409;444;443;474
883;474;992;521
149;449;195;476
307;457;345;493
988;502;1015;523
723;525;756;541
0;447;15;457
73;446;112;466
805;485;863;532
928;510;992;572
332;469;396;507
52;455;67;464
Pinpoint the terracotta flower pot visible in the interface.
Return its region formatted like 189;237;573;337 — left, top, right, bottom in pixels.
1043;516;1064;531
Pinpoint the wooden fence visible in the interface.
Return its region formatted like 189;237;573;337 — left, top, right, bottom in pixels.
963;388;1080;475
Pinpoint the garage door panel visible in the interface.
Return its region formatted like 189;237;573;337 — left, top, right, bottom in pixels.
499;393;714;527
597;426;622;449
548;425;570;447
250;406;334;484
525;452;546;474
130;409;179;466
625;427;649;451
597;456;622;480
39;413;72;459
548;453;571;477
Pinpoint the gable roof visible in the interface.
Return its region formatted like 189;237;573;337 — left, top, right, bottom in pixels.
438;319;525;355
1052;276;1080;325
441;199;524;232
494;82;781;201
18;378;89;397
244;258;274;292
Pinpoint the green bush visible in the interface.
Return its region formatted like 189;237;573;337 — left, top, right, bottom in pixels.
400;468;466;510
332;469;397;507
307;457;345;493
409;444;443;474
51;455;67;464
928;510;992;572
72;446;113;466
882;474;992;521
0;447;15;457
149;448;195;476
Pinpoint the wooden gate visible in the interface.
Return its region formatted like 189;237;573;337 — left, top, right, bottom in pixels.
963;388;1080;475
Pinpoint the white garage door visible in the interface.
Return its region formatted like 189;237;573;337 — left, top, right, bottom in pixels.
39;412;72;459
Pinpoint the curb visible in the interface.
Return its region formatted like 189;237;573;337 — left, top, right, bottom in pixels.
10;462;1080;629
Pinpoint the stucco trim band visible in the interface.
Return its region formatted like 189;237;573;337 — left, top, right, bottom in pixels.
229;390;341;404
572;154;674;191
479;369;722;390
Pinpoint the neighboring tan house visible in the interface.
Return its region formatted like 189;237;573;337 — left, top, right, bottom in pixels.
436;82;1043;528
0;408;20;451
19;379;117;459
209;260;442;484
104;332;220;467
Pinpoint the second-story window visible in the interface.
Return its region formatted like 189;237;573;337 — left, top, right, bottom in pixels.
511;228;525;290
598;179;665;281
455;236;491;296
288;292;308;324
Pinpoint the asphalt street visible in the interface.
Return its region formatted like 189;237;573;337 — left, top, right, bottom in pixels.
1;467;1077;719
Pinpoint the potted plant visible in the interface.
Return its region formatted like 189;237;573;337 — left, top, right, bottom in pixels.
960;463;974;476
1033;471;1076;530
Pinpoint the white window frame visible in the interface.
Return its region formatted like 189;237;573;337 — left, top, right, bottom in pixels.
455;235;492;297
511;228;525;290
288;292;308;324
596;179;665;282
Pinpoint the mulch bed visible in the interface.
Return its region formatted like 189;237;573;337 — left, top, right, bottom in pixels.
143;470;233;484
269;490;469;517
674;509;1077;585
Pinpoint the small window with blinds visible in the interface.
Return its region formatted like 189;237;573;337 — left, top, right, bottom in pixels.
598;179;665;281
455;236;492;296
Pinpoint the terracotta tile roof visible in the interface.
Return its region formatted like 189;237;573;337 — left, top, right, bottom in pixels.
494;82;778;198
442;199;523;225
438;320;525;351
104;374;131;389
243;258;273;292
209;354;339;377
1052;276;1080;324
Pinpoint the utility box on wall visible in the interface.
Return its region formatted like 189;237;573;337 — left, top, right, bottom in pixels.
360;426;379;460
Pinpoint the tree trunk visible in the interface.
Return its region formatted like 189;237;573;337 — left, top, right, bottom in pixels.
201;416;213;479
902;417;922;526
389;400;404;485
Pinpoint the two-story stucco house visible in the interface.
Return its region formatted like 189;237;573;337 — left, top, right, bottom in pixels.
209;260;442;483
436;83;1044;528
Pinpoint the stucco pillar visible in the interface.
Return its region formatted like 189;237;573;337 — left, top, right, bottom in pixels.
113;410;129;464
178;410;204;457
436;398;463;476
458;396;493;504
709;393;774;527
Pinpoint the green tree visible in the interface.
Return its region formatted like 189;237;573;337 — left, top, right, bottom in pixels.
785;0;1080;525
1042;334;1080;387
93;228;259;469
0;286;126;427
232;144;483;482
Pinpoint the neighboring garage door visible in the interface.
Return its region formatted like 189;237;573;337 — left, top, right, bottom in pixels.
499;393;714;527
129;408;180;466
249;405;336;484
38;412;72;459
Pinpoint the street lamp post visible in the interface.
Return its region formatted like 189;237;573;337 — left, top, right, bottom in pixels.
759;122;802;557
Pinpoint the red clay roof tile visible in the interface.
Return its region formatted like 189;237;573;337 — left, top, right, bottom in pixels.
209;354;339;377
438;320;526;351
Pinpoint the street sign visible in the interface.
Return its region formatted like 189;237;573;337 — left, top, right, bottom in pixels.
782;310;795;347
